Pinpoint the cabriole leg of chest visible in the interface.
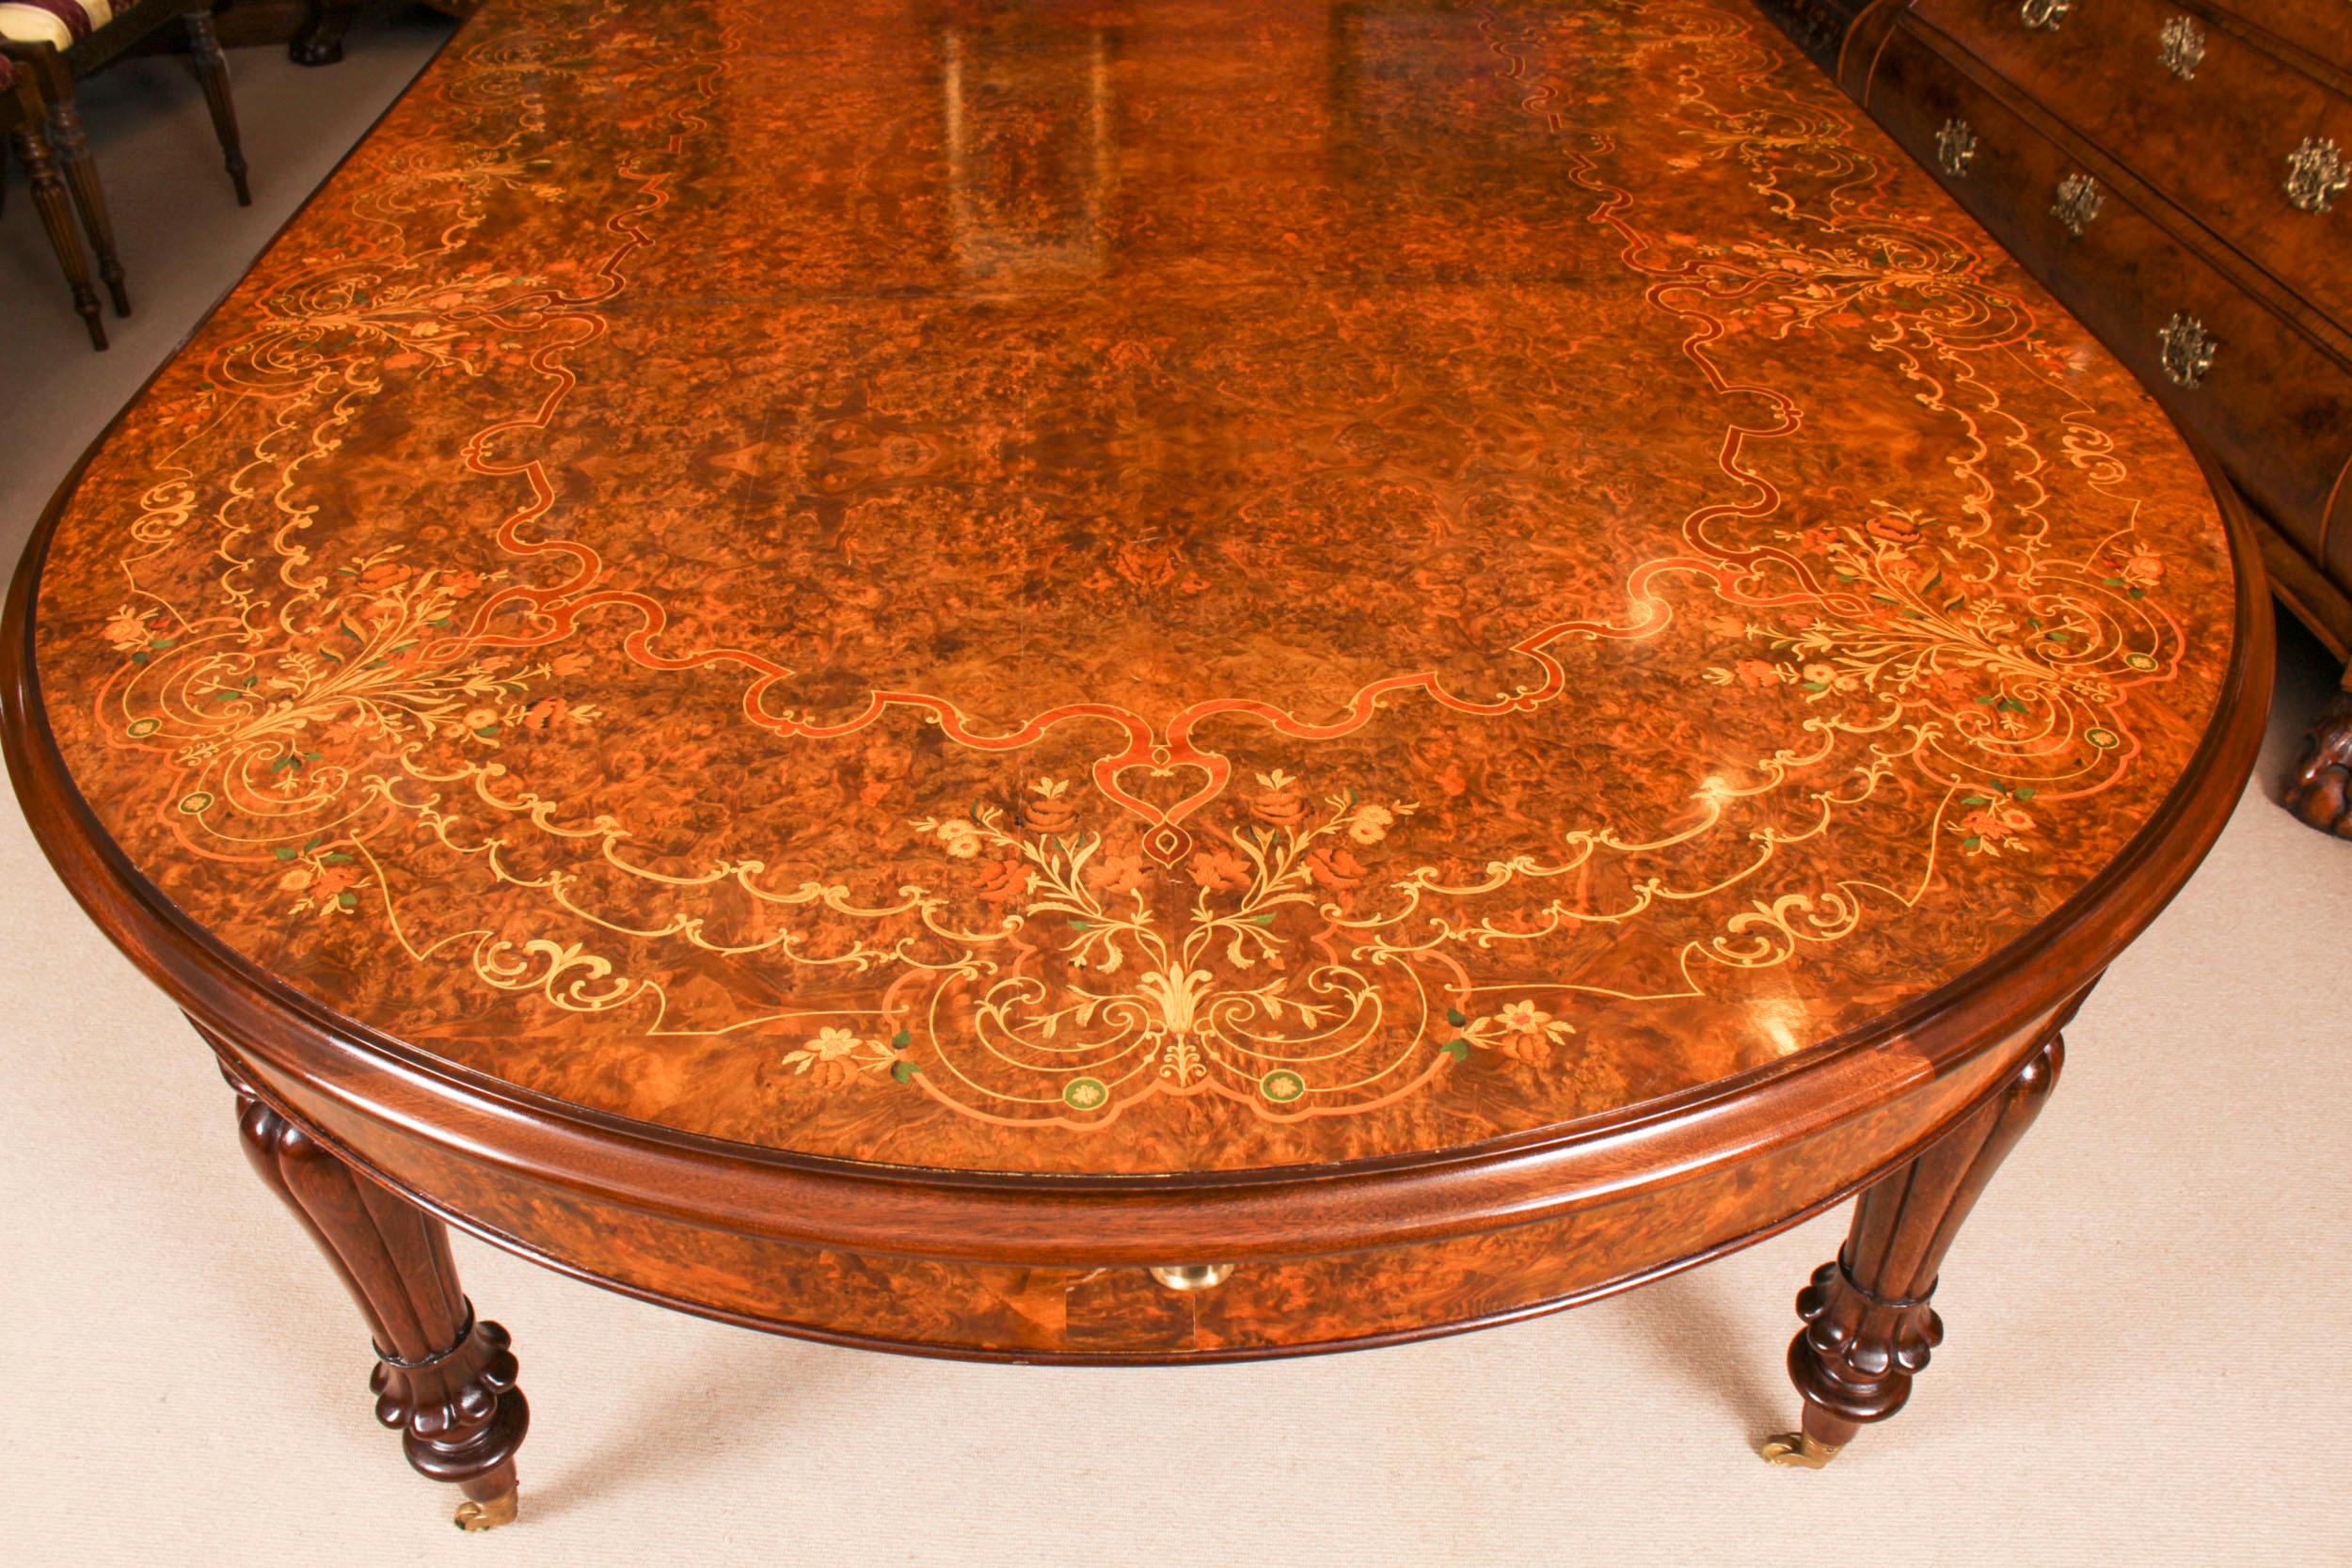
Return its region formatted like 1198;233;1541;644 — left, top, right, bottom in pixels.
289;0;362;67
206;1028;529;1529
1762;1028;2066;1468
2284;677;2352;839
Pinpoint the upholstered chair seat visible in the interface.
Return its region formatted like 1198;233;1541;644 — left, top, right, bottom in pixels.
0;3;123;50
1;0;250;343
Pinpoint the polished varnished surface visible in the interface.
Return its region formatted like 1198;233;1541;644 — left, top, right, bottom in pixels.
23;0;2240;1177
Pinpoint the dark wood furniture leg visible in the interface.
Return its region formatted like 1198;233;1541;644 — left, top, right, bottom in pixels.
183;2;251;206
291;0;364;66
218;1053;529;1528
1762;1030;2063;1466
2284;674;2352;838
7;86;105;348
40;76;129;317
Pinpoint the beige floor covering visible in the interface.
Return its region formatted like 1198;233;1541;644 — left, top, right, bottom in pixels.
4;13;2351;1565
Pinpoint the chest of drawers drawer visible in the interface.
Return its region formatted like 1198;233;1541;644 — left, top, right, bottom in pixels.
1909;0;2352;328
2201;0;2352;77
1863;15;2352;566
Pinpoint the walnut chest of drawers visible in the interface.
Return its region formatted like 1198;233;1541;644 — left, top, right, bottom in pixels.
1757;0;2352;832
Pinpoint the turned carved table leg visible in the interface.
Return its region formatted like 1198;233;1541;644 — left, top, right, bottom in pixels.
2284;679;2352;838
1762;1031;2064;1467
217;1053;529;1528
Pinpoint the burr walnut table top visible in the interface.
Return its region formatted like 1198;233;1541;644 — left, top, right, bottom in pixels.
5;0;2265;1201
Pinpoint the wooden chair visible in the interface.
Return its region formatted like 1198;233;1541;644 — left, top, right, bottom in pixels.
2;52;106;348
0;0;251;324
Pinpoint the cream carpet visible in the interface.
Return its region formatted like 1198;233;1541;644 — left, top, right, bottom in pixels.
4;13;2350;1565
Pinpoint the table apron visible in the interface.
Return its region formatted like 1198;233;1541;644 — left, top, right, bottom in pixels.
219;1015;2048;1362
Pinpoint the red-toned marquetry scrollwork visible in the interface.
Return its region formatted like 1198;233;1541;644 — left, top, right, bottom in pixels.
1762;1026;2066;1466
214;1037;528;1528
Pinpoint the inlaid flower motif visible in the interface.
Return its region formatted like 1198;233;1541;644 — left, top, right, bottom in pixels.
1485;1001;1575;1063
1798;662;1862;698
318;709;388;749
780;1026;898;1087
935;820;984;859
310;864;364;900
277;840;370;919
974;856;1035;905
1953;799;2034;856
1306;845;1368;890
1022;776;1080;833
1865;510;1923;545
1083;851;1149;898
103;605;153;653
1345;803;1396;845
1189;846;1252;893
1249;768;1308;828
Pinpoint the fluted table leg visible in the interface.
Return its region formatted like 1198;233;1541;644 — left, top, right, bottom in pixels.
1762;1029;2064;1467
215;1042;529;1528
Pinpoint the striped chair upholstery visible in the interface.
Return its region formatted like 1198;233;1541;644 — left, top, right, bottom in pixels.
0;2;119;49
2;0;249;341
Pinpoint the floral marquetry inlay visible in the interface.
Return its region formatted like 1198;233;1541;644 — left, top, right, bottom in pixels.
23;0;2241;1177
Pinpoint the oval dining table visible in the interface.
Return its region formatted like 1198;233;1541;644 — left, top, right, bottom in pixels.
0;0;2272;1530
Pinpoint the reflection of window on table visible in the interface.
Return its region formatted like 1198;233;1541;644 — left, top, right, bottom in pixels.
941;23;1116;286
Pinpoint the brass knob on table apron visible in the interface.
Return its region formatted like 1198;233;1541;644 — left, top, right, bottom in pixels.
1147;1263;1237;1292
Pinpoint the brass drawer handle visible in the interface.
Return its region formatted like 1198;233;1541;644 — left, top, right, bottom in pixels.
1935;118;1979;177
2285;136;2347;214
2158;313;2217;388
2020;0;2071;30
2157;15;2204;80
2052;172;2104;235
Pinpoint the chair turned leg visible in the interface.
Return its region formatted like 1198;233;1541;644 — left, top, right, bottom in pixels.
2283;671;2352;838
1761;1030;2064;1467
219;1054;530;1528
44;88;128;316
291;0;361;66
183;4;251;205
8;119;105;348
